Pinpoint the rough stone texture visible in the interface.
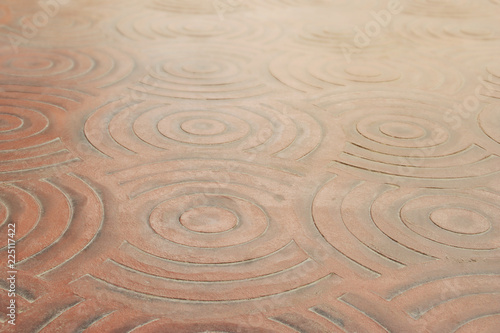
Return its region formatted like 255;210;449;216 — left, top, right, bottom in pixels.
1;0;500;332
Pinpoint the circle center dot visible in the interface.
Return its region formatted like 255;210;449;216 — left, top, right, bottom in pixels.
181;118;226;136
379;121;426;139
430;208;490;235
180;206;237;233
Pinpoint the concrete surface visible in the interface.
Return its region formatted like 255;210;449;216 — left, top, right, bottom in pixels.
0;0;500;332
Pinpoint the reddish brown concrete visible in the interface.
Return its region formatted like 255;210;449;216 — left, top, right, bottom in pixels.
1;0;500;332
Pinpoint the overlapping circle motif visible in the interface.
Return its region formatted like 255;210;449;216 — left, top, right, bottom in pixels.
149;193;267;248
0;174;103;276
90;160;334;302
399;193;498;249
313;177;500;274
115;11;284;44
269;52;464;94
4;0;500;330
0;47;135;88
0;84;84;178
113;159;303;262
379;188;500;255
86;100;322;160
0;50;77;78
155;110;249;145
116;11;232;40
354;113;448;148
0;107;47;143
133;45;269;100
317;90;500;186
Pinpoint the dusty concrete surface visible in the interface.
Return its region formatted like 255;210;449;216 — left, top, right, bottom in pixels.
1;0;500;331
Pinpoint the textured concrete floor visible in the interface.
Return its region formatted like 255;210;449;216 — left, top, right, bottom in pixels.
1;0;500;332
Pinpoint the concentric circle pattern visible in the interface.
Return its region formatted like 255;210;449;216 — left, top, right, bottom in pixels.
317;90;500;187
0;84;86;180
85;100;323;160
0;174;103;276
4;0;500;331
128;45;272;101
115;11;284;44
269;52;465;94
179;206;238;233
0;46;136;89
313;176;500;275
84;159;338;304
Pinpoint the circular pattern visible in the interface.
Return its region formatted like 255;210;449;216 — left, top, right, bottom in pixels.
150;194;265;247
132;45;269;101
0;107;47;141
6;0;500;329
155;110;248;145
1;51;75;78
179;206;238;233
92;160;334;303
86;100;323;161
179;118;227;136
10;57;53;71
269;52;464;94
356;114;446;148
115;11;283;44
378;121;426;139
400;193;498;248
0;47;135;89
0;175;103;276
339;63;399;83
0;113;23;132
312;177;500;275
429;208;490;235
317;90;500;187
0;84;83;179
344;65;383;78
